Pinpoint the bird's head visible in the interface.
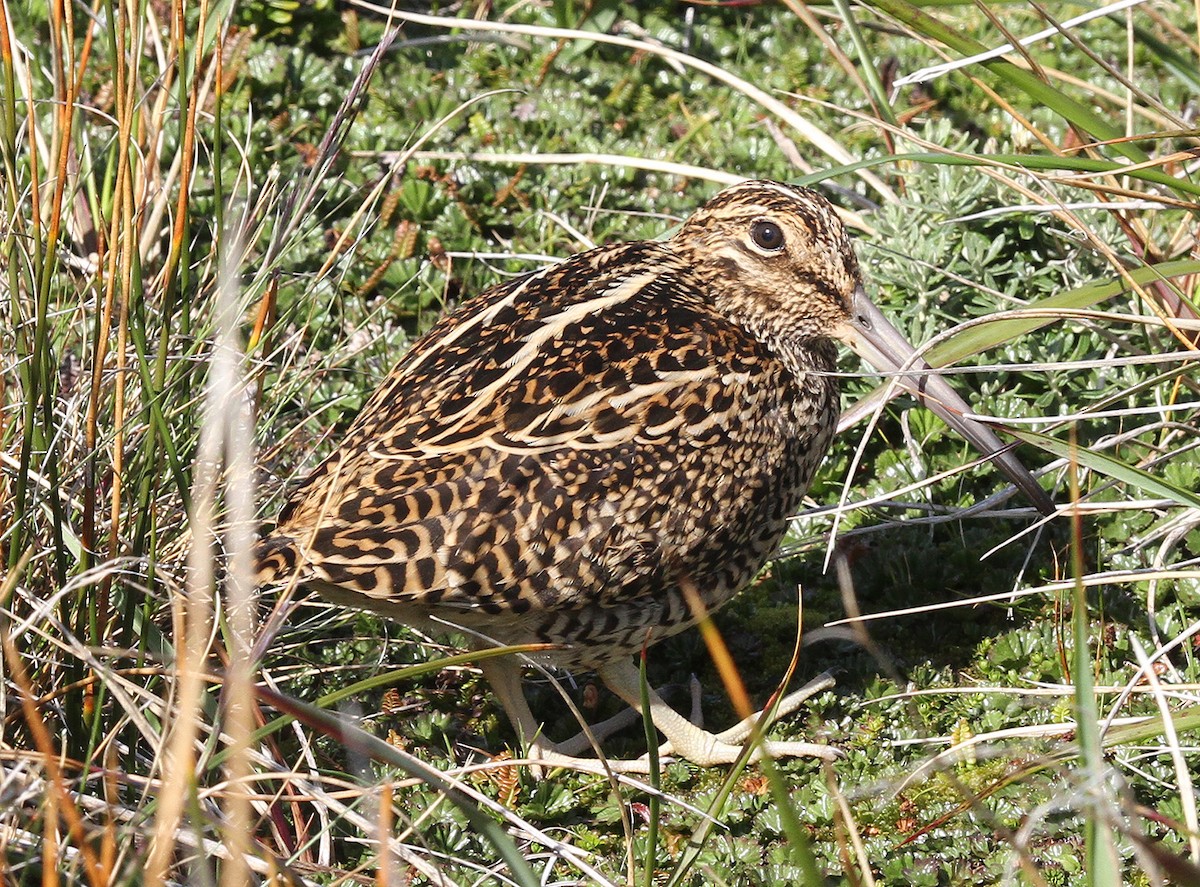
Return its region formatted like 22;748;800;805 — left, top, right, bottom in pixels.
674;179;1054;516
672;180;863;343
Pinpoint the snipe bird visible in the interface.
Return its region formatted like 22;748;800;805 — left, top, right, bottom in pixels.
256;180;1052;772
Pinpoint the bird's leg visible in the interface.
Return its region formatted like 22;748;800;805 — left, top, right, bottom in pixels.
479;656;667;772
597;658;839;767
477;656;634;774
477;657;556;762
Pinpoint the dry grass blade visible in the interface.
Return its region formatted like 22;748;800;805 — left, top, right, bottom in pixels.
1129;635;1200;861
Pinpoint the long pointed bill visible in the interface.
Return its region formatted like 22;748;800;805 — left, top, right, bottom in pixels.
837;286;1055;516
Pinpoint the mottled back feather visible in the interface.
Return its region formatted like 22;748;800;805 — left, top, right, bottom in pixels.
256;182;855;667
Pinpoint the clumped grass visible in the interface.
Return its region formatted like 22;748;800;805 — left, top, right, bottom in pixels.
1;1;1198;884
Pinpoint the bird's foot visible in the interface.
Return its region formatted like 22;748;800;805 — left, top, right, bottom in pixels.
652;671;840;766
481;653;838;775
527;665;840;773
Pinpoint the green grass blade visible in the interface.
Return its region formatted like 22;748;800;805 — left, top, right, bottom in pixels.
924;259;1200;367
829;0;897;128
1067;431;1121;886
796;151;1200;198
1005;426;1200;510
843;260;1200;431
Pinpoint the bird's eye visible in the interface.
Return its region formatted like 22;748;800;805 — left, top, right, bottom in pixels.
750;220;785;251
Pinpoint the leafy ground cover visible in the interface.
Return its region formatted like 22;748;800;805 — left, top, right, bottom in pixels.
2;0;1198;884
